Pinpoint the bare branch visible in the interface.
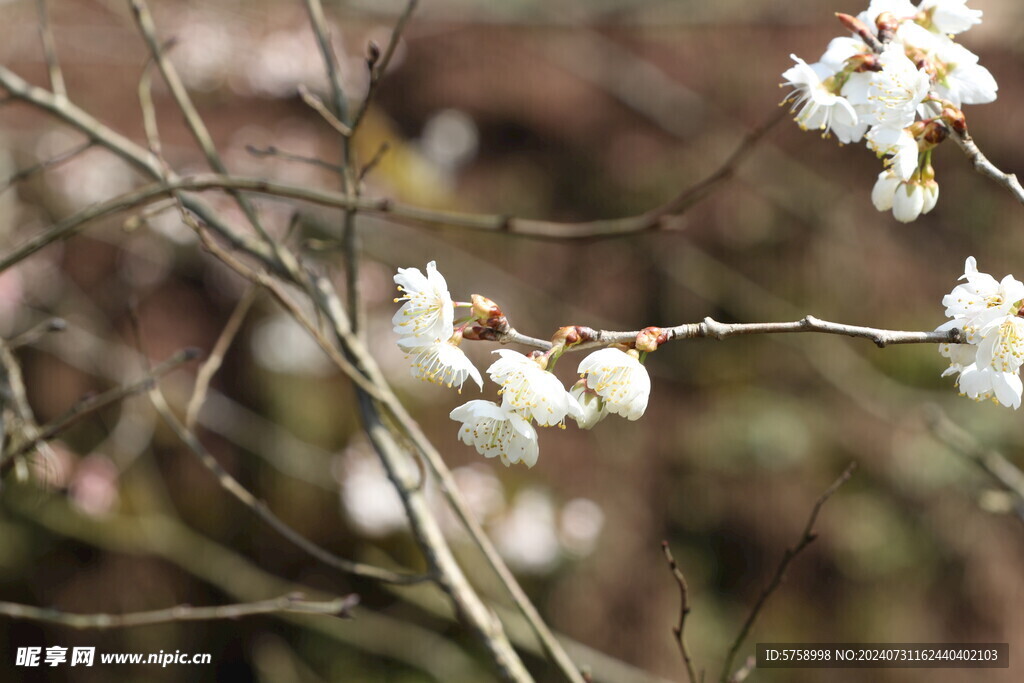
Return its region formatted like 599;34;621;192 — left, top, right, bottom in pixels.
297;83;352;137
185;287;257;431
348;0;419;137
0;348;199;472
8;317;66;350
246;145;345;175
35;0;66;98
661;542;698;683
0;141;93;196
720;462;857;683
147;384;431;586
948;127;1024;205
0;592;358;629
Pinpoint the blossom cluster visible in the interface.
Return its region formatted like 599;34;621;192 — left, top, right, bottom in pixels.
938;257;1024;409
392;262;653;467
781;0;996;222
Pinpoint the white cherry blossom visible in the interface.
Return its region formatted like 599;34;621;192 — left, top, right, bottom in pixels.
569;380;608;430
781;56;864;143
919;0;982;35
868;45;931;130
450;400;540;467
399;337;482;392
577;348;651;421
865;126;919;180
487;350;583;427
392;261;454;342
941;257;1024;341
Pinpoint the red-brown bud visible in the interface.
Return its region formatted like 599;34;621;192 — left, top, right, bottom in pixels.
875;12;898;43
635;326;668;352
941;106;966;133
461;325;499;341
471;294;509;332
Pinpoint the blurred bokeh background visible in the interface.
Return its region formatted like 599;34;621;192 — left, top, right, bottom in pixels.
1;0;1024;681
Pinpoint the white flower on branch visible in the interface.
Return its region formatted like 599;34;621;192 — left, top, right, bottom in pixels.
392;261;454;343
450;400;540;468
919;0;982;35
398;336;482;392
577;348;651;421
569;380;609;430
868;45;931;130
780;56;865;143
487;350;583;427
784;0;998;222
941;257;1024;341
938;258;1024;408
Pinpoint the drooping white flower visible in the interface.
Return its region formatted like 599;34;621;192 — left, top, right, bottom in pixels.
577;348;651;421
450;400;540;467
569;380;608;430
872;170;903;211
487;350;583;427
399;337;482;392
868;45;931;130
780;56;864;143
392;261;454;342
919;0;982;35
871;170;938;222
941;257;1024;341
865;126;919;180
956;362;1023;409
892;181;927;222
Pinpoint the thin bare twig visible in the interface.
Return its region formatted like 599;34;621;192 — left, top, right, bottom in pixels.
246;145;345;174
297;84;352;137
148;386;431;586
349;0;419;136
35;0;66;98
8;317;66;350
0;348;198;472
661;541;698;683
719;462;857;683
185;287;257;431
359;141;390;182
0;141;93;196
0;592;358;629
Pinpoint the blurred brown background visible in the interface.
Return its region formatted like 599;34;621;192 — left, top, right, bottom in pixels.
1;0;1024;681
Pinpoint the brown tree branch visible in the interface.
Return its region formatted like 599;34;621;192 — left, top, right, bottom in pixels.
720;462;857;683
661;542;698;683
0;592;358;629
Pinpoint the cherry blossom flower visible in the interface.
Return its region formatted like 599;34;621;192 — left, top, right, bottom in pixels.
398;337;482;392
577;348;651;421
938;258;1024;408
487;350;583;427
569;380;608;430
780;56;864;143
392;261;454;342
868;45;931;130
941;257;1024;341
865;126;919;180
450;400;540;467
919;0;982;35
